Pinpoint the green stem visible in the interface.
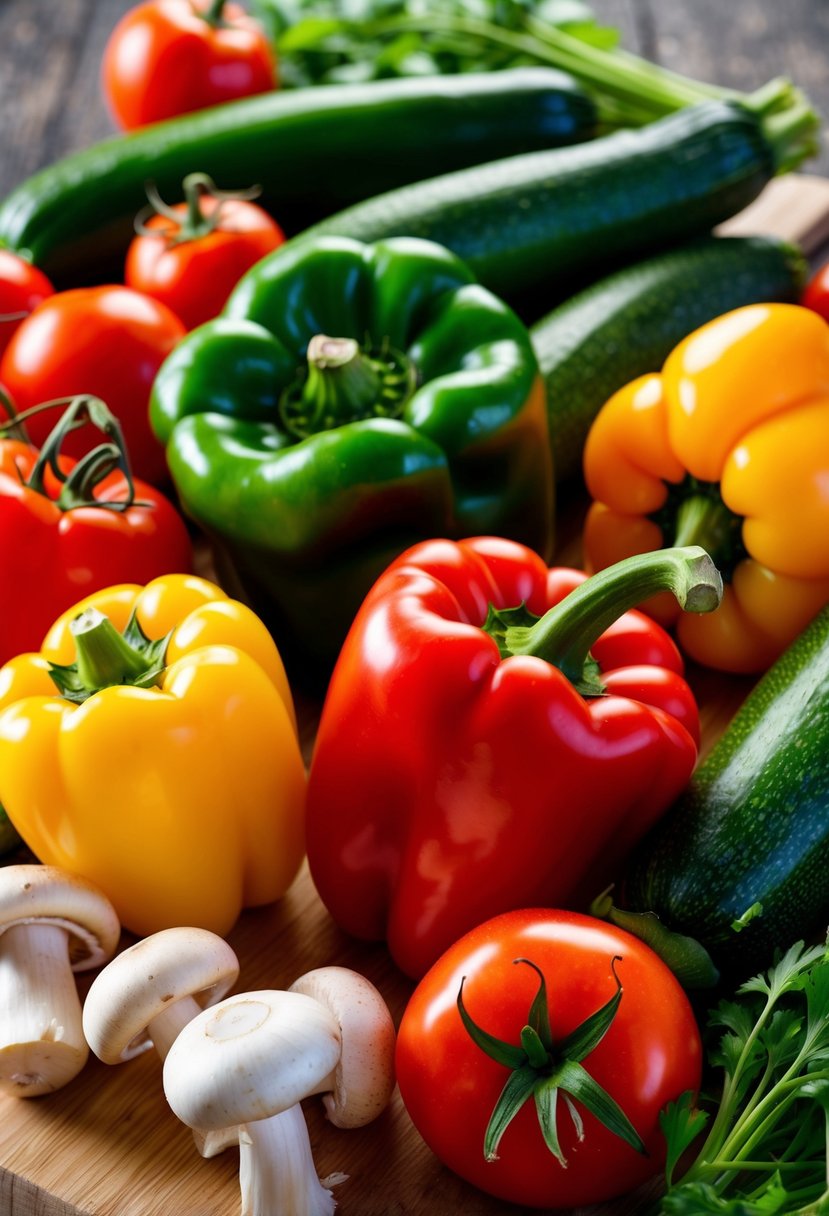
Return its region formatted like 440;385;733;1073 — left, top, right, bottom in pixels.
367;12;723;122
764;97;823;173
302;335;382;423
136;173;262;245
202;0;227;26
23;396;137;511
71;609;154;691
279;334;415;439
504;546;722;695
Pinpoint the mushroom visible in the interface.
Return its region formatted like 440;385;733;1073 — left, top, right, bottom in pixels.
163;971;396;1216
0;864;120;1097
82;925;240;1156
287;965;396;1129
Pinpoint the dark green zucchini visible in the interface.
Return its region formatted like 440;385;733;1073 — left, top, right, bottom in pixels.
619;602;829;981
304;99;813;305
0;68;596;279
531;234;807;485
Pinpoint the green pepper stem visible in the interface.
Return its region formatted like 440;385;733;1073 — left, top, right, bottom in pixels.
279;333;416;439
505;546;722;693
302;335;382;422
71;609;153;691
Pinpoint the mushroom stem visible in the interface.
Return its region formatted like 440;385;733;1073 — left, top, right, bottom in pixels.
239;1104;338;1216
0;922;87;1096
146;995;240;1159
146;993;203;1059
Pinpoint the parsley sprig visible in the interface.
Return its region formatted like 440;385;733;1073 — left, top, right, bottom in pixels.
659;940;829;1214
251;0;815;140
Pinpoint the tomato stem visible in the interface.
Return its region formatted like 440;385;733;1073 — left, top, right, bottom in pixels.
458;956;646;1167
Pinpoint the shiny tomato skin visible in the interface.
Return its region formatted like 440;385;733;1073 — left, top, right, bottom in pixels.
802;261;829;323
125;197;285;329
102;0;276;131
0;251;54;360
0;286;185;487
396;908;702;1210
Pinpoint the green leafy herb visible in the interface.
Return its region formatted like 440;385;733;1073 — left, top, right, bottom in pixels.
657;940;829;1214
251;0;816;141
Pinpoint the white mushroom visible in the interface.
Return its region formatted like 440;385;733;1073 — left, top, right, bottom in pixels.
0;864;120;1097
163;975;396;1216
288;966;396;1129
82;925;240;1156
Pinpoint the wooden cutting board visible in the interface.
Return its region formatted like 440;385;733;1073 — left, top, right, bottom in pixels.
2;174;829;1216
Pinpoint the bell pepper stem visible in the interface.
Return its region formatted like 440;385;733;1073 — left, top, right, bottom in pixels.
672;493;743;565
279;334;415;439
506;546;722;693
71;609;154;691
303;335;382;421
202;0;227;26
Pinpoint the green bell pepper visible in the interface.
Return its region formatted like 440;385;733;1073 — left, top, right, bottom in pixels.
151;235;553;674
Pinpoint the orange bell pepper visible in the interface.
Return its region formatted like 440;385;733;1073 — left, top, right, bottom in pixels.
0;575;306;936
582;303;829;673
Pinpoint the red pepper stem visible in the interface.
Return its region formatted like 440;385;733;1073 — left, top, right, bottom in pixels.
202;0;227;26
507;546;722;691
71;609;153;692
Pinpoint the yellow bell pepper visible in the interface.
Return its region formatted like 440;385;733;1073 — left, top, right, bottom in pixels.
582;303;829;673
0;575;306;937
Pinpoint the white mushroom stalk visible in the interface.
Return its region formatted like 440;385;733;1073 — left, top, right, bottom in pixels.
0;865;120;1097
164;990;344;1216
82;925;240;1157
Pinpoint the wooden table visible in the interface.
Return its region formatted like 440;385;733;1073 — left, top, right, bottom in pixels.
1;4;829;1215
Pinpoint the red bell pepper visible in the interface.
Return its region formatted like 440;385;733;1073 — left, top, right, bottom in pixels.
0;395;192;666
306;537;722;979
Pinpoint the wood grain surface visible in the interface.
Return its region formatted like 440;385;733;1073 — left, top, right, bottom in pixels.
1;3;828;1214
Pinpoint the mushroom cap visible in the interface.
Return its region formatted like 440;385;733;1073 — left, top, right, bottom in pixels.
163;989;342;1130
288;966;396;1128
82;926;240;1062
0;865;120;972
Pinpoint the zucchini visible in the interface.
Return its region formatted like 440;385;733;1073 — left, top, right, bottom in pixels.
303;99;813;305
531;234;807;485
0;69;596;279
619;602;829;981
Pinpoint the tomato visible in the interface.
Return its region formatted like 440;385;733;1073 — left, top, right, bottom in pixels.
0;286;185;487
0;250;54;360
802;261;829;323
396;908;702;1210
125;176;285;329
102;0;276;131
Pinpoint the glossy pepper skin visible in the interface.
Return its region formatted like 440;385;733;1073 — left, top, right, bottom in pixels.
0;575;306;938
0;396;192;666
150;235;553;674
583;303;829;673
305;536;722;979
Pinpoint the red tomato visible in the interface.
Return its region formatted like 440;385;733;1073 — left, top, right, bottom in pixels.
802;261;829;323
396;908;702;1210
0;250;54;360
102;0;276;131
0;286;185;487
125;191;284;329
